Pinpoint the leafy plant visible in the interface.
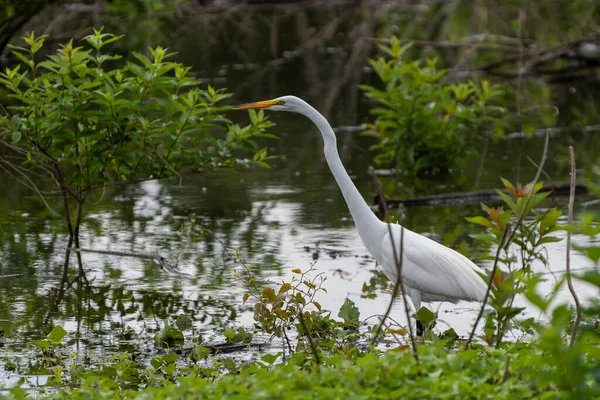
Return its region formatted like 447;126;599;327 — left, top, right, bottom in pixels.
155;321;184;348
0;29;274;281
236;259;326;352
467;178;569;346
30;340;600;399
33;325;67;360
235;256;373;359
361;39;505;176
574;176;600;265
223;327;253;344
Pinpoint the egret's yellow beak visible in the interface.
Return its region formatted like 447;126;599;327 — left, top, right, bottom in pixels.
233;99;283;110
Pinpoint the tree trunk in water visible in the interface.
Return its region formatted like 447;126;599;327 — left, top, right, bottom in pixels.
62;235;72;282
58;175;75;282
74;198;88;285
56;164;88;285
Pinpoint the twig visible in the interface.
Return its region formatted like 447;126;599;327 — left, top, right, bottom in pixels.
503;132;550;249
567;146;582;347
370;38;531;54
492;131;550;346
297;311;321;369
369;169;418;362
0;159;60;216
503;356;511;383
526;156;551;180
0;273;24;279
503;125;600;140
465;222;512;349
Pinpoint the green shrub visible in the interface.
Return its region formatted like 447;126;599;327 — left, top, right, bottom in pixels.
361;39;505;176
0;29;274;278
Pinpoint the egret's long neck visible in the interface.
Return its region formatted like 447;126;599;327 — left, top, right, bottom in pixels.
297;103;385;251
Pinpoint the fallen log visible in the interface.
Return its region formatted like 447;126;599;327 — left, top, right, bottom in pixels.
158;341;269;357
372;182;589;211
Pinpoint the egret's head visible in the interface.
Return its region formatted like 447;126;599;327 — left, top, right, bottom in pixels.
233;95;305;113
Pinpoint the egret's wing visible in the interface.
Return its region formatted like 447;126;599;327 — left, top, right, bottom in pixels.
380;225;487;301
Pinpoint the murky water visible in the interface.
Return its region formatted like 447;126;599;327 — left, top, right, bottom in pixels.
1;1;600;389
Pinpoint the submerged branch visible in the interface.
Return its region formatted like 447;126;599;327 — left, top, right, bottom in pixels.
374;181;587;210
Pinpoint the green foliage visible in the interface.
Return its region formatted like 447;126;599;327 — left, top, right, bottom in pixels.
154;321;184;348
574;177;600;265
223;327;252;344
5;234;600;398
415;306;437;332
0;29;274;252
175;314;193;331
12;339;598;399
467;178;568;346
237;259;327;341
337;298;360;328
361;39;505;175
32;325;67;361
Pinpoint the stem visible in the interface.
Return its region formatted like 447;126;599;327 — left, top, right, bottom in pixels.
465;222;511;349
502;356;511;383
56;166;75;240
567;146;581;347
369;169;418;362
298;311;321;369
62;235;73;282
504;132;550;249
73;196;89;285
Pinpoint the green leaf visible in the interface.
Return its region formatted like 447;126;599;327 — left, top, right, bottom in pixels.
415;307;436;328
260;352;282;365
11;51;33;69
33;339;50;352
465;216;495;229
440;328;458;341
47;326;67;344
224;327;236;341
574;245;600;264
585;179;600;198
175;314;193;331
12;131;22;143
222;358;237;372
190;345;211;362
536;236;563;246
278;283;292;294
262;287;277;301
500;177;515;195
232;328;253;344
155;321;184;347
338;298;360;326
496;190;517;213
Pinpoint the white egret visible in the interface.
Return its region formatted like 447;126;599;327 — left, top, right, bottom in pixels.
234;96;487;332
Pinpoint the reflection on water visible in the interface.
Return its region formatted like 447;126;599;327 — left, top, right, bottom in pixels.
1;169;597;359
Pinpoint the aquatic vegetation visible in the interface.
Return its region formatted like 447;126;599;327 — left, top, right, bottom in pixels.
0;29;274;281
361;39;506;176
1;3;599;398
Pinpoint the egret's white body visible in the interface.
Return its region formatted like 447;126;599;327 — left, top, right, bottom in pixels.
235;96;487;314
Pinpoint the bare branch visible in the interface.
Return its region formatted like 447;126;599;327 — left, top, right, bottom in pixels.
504;132;550;249
370;38;532;54
369;168;418;362
0;159;60;216
567;146;582;347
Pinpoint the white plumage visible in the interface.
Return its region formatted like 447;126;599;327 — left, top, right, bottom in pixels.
235;95;488;321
